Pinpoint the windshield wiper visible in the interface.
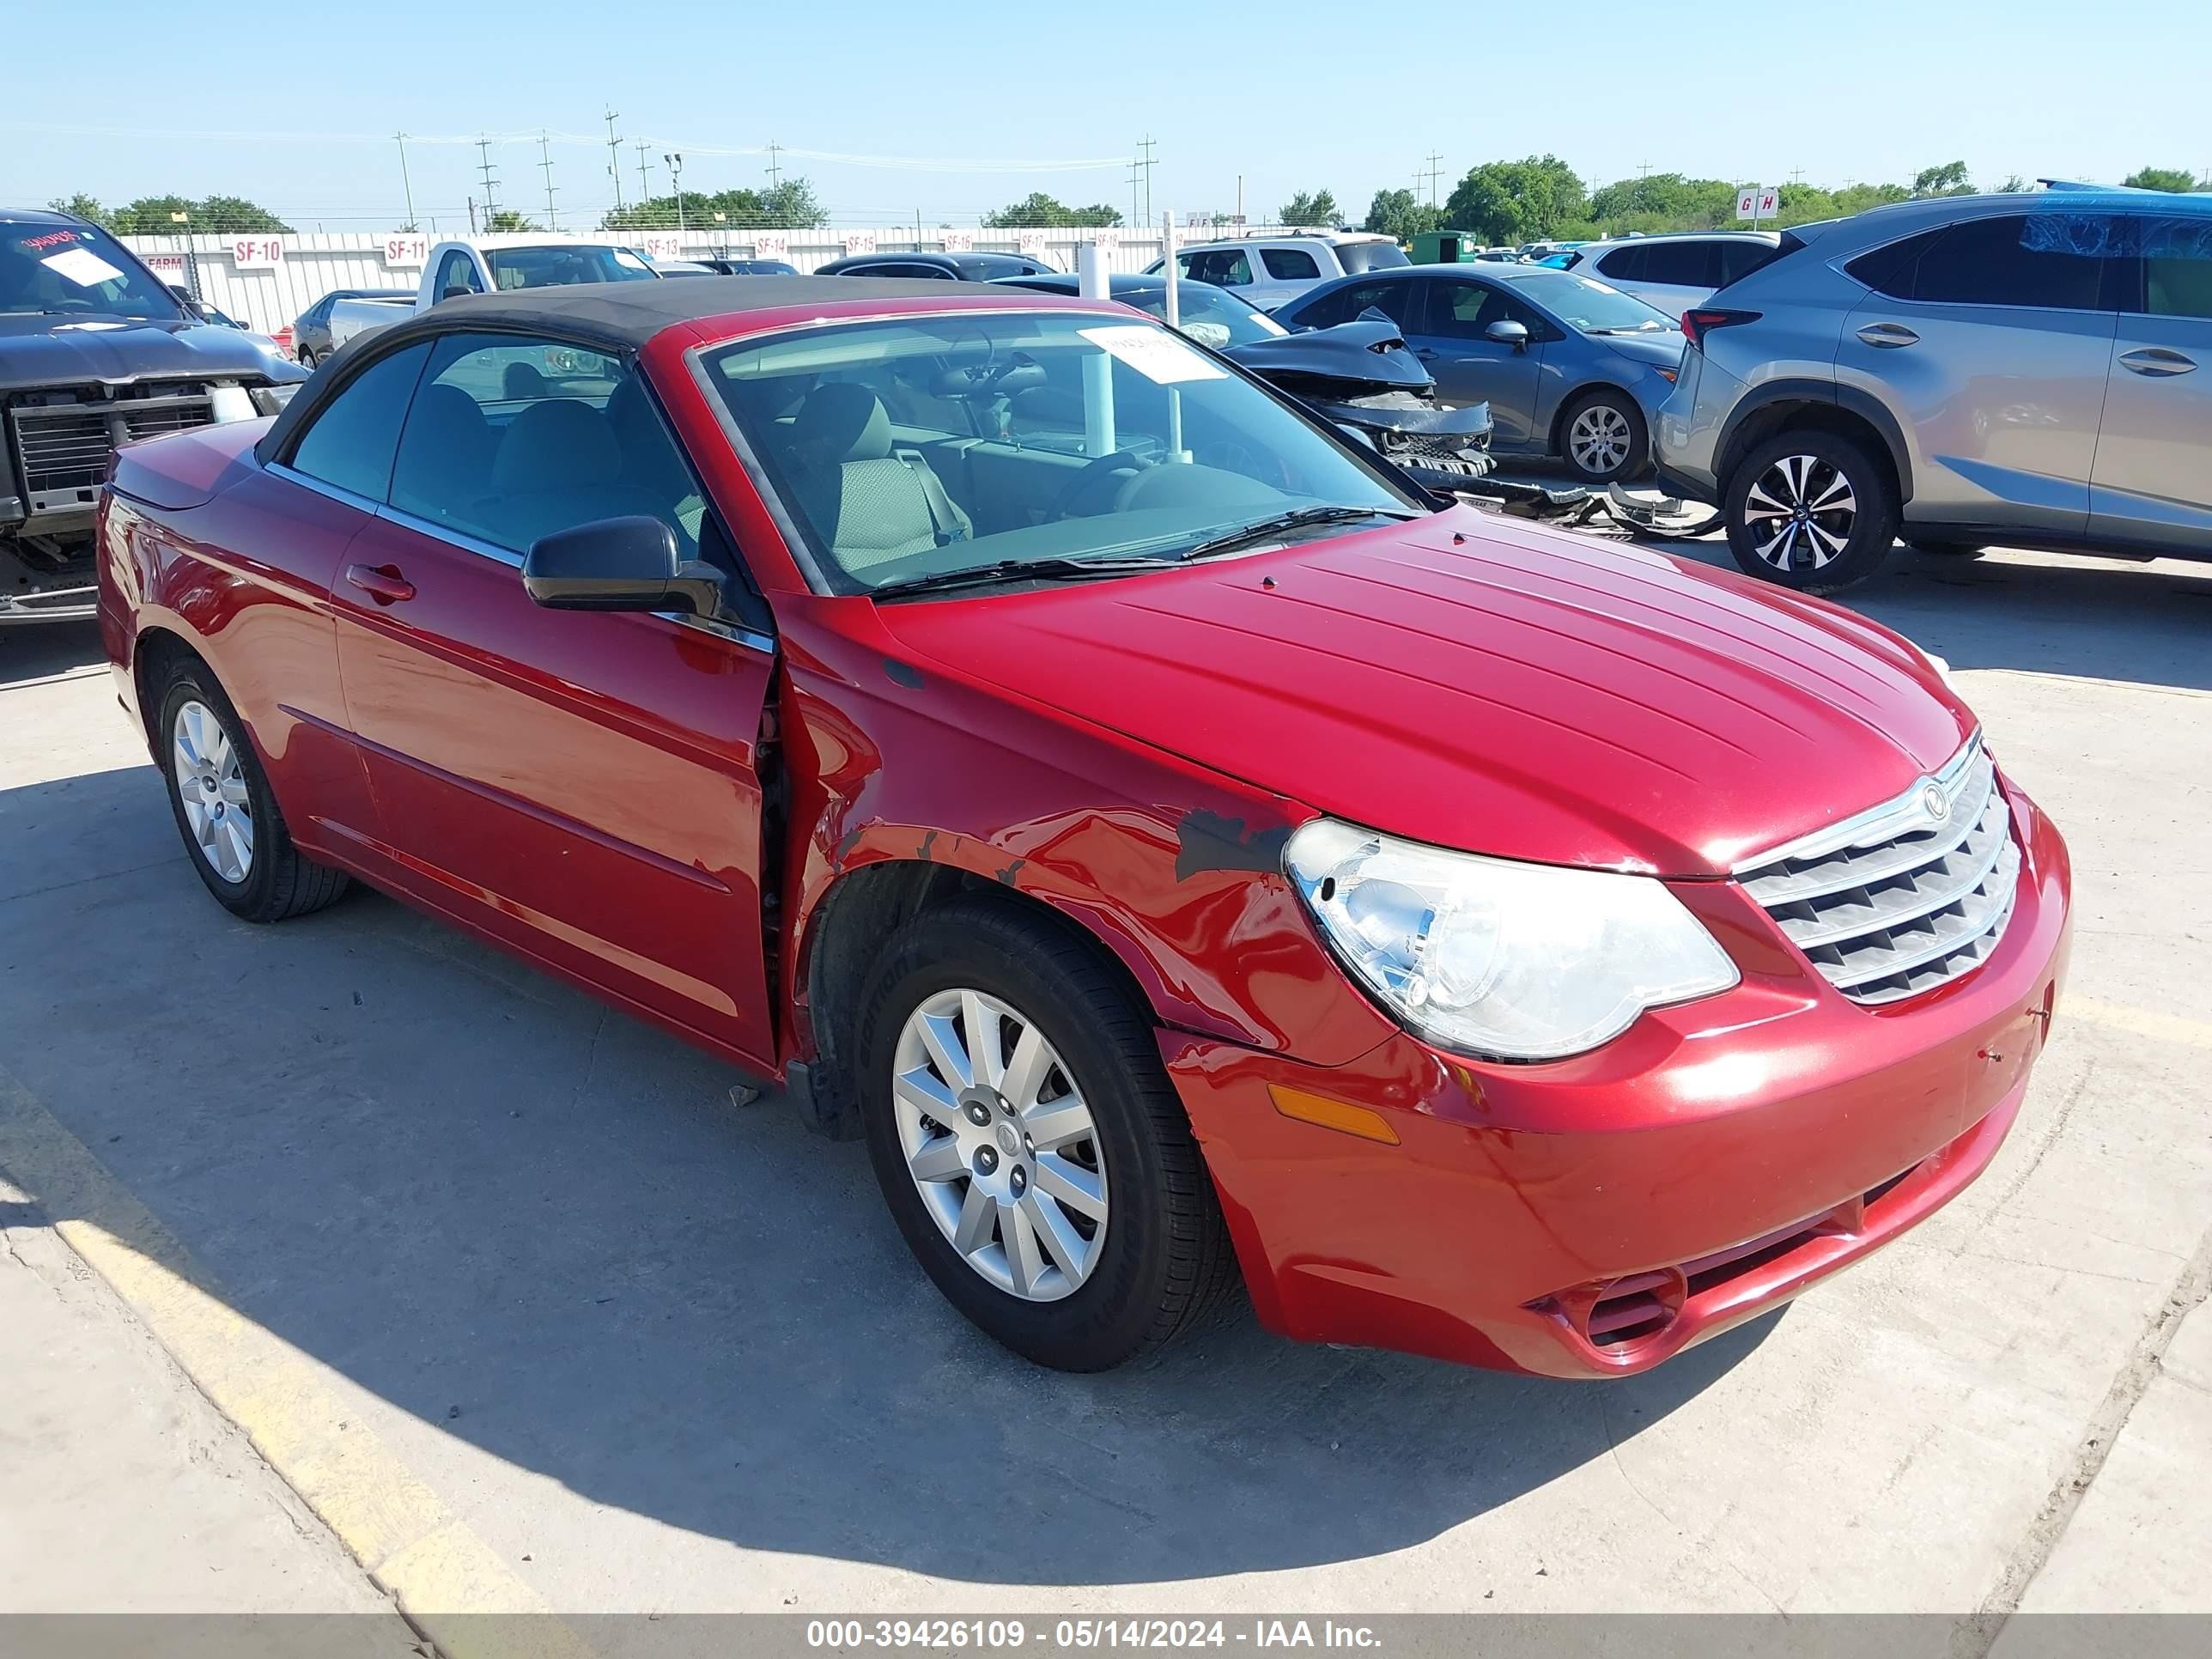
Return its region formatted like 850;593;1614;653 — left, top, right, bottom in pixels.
1179;505;1415;562
867;556;1182;599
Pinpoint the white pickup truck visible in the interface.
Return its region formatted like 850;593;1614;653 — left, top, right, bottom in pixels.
327;237;660;351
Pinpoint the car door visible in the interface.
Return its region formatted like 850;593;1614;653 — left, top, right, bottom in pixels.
324;328;780;1065
2089;212;2212;550
1835;211;2118;537
1407;276;1547;446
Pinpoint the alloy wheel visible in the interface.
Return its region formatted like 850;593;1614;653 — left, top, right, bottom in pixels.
1744;453;1857;572
1567;404;1634;475
171;699;254;884
890;987;1109;1302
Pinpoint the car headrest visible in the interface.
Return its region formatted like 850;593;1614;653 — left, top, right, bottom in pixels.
410;383;491;446
491;398;619;490
794;382;892;462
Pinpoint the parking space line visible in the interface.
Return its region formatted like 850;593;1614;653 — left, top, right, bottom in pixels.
0;1064;599;1659
2064;996;2212;1052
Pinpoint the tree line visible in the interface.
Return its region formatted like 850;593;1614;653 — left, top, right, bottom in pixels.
47;193;292;234
1270;162;2209;247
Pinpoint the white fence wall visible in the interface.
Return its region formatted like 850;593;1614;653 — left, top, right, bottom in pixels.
120;228;1223;337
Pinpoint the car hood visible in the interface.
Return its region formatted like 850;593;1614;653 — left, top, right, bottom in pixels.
0;312;302;393
1593;328;1686;368
873;511;1972;877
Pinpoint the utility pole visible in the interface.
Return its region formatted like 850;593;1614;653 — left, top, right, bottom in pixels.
394;132;416;228
1236;173;1243;228
467;196;478;236
1127;156;1142;232
538;133;559;230
1423;150;1444;209
665;152;685;231
1137;135;1158;228
635;141;653;214
475;137;500;223
605;108;625;215
766;141;783;191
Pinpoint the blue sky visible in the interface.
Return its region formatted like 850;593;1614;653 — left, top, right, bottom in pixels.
7;0;2207;228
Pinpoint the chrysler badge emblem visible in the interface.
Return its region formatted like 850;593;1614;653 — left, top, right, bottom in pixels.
1922;784;1949;822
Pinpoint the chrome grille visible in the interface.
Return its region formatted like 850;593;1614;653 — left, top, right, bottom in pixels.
1737;736;2021;1006
9;387;219;508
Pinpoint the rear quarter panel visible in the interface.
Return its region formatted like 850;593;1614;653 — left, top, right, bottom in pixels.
103;423;379;857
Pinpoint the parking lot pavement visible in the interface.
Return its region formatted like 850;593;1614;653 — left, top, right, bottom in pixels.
1;540;2208;1630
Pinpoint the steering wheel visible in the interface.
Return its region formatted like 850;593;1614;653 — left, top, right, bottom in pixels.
1048;448;1157;520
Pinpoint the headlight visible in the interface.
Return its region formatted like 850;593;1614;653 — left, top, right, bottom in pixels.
1285;818;1739;1061
248;382;301;416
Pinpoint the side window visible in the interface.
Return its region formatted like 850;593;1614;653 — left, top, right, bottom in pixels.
433;249;482;300
307;296;333;326
2136;216;2212;320
1307;278;1419;330
1898;215;2109;310
286;342;430;500
1639;241;1721;287
1717;240;1783;286
1596;246;1647;283
1261;246;1322;280
1182;249;1252;288
1431;281;1550;340
387;331;708;560
1845;228;1945;297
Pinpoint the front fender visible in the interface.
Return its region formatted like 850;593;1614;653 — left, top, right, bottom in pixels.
774;606;1399;1073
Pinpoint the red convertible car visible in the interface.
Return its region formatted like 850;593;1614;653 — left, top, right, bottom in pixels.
98;278;2071;1376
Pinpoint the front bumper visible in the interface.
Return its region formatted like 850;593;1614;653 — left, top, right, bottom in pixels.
1164;779;2071;1377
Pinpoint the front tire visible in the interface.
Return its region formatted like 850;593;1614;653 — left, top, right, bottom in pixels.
1559;389;1646;483
856;896;1236;1370
1723;430;1899;592
156;662;349;923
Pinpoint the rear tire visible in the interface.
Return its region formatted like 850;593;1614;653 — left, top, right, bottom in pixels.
1558;389;1646;483
156;661;349;924
1723;430;1899;592
855;896;1237;1370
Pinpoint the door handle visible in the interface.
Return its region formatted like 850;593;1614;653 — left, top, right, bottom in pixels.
344;562;416;605
1856;322;1920;349
2118;347;2197;377
1414;346;1440;361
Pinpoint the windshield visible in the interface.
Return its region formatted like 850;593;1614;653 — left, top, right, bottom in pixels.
1339;242;1411;273
485;245;658;289
1;222;182;319
1506;270;1678;332
1121;284;1285;349
704;310;1420;596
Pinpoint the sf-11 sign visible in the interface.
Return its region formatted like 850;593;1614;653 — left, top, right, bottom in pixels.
384;235;428;268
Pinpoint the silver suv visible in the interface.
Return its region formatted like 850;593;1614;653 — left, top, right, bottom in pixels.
1654;191;2212;591
1147;232;1410;311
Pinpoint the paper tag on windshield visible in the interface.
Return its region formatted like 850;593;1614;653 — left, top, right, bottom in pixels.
42;247;127;288
1078;325;1225;385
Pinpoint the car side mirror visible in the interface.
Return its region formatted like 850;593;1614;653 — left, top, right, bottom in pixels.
440;285;474;304
522;517;725;617
1486;319;1530;349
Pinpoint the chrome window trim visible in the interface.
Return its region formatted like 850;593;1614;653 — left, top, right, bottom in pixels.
267;459;381;515
1733;731;1986;875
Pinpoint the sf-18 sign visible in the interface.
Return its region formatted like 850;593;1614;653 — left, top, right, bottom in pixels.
232;237;284;269
1736;185;1779;222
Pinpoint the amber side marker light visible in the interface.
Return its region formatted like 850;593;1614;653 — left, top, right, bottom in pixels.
1267;1084;1401;1145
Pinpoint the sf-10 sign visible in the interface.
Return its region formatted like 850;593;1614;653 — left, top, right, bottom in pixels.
232;237;285;269
1736;185;1779;222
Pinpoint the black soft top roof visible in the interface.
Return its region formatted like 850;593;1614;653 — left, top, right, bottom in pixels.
416;274;971;350
253;275;1071;464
